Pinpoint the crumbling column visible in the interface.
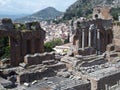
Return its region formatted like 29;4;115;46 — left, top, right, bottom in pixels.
97;29;101;55
76;40;79;54
82;29;85;50
88;29;91;47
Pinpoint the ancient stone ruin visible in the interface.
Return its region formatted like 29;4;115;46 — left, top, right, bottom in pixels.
0;18;45;66
72;5;113;56
92;5;112;20
0;5;120;90
73;18;113;56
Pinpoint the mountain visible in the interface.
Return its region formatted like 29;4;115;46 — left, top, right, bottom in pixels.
0;14;28;20
63;0;120;20
15;7;63;23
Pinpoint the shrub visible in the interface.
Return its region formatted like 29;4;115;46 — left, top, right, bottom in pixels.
44;38;63;52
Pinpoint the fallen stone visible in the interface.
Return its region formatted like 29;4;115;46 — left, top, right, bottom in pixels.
31;80;38;85
57;72;71;78
19;63;27;68
23;83;30;87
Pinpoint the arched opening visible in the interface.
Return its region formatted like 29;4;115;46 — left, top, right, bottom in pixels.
95;14;99;19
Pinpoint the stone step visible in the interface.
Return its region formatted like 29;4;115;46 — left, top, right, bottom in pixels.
46;63;66;70
42;60;55;65
83;55;103;61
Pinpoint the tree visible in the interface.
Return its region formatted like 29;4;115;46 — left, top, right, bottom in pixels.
0;37;10;59
44;38;63;52
111;7;120;20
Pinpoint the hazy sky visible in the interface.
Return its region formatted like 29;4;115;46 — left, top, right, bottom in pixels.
0;0;77;15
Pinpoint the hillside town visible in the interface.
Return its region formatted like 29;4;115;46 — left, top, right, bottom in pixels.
0;1;120;90
40;21;71;42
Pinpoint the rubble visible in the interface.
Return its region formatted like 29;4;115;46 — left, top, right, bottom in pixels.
0;77;15;89
57;71;71;78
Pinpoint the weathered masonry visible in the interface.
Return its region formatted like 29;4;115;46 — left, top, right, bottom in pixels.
73;18;113;56
0;18;45;66
73;5;113;56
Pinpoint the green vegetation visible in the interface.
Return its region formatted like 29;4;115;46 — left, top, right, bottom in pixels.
0;37;10;59
63;0;120;20
63;0;93;20
113;21;120;26
14;24;26;30
14;22;40;31
44;38;63;52
64;39;69;44
64;34;70;44
111;7;120;20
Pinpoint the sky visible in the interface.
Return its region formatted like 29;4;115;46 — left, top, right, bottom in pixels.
0;0;77;15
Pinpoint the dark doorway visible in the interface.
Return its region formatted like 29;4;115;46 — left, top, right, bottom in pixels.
26;40;31;54
35;39;40;53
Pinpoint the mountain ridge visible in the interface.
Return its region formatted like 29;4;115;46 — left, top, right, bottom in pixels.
15;7;63;23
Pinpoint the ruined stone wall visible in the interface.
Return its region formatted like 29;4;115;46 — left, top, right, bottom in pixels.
113;25;120;39
17;68;56;84
0;19;46;66
93;6;112;20
66;82;91;90
90;71;120;90
113;25;120;51
98;71;120;90
73;19;113;55
0;18;14;30
24;52;55;66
